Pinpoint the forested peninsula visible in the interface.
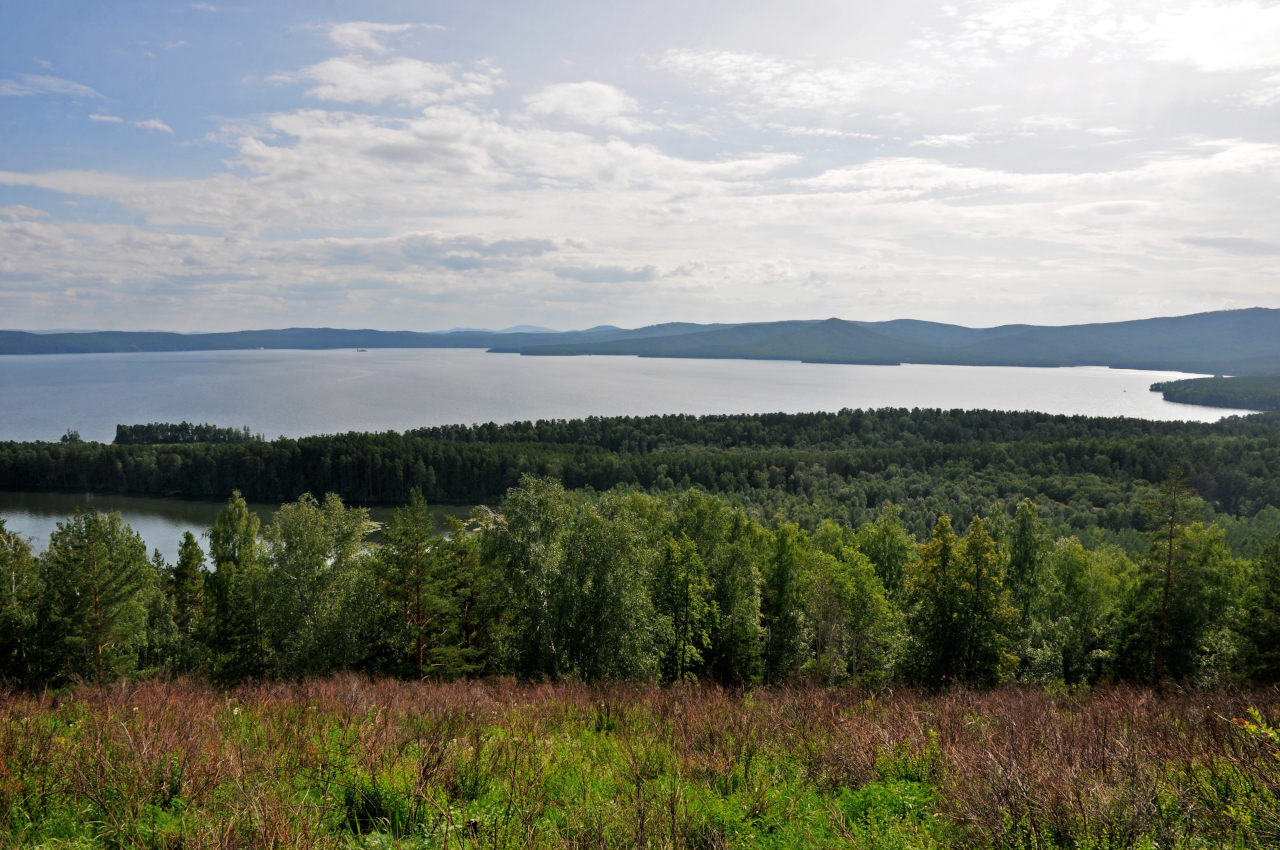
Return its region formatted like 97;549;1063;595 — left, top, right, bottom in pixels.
1151;375;1280;411
6;306;1280;374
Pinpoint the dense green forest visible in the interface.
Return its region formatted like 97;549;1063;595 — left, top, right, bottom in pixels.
113;421;262;445
1152;375;1280;411
5;408;1280;552
3;468;1279;692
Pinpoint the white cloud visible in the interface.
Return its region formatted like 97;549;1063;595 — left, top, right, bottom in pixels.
656;49;944;112
326;22;429;55
274;55;500;107
525;82;654;134
90;113;124;123
189;3;217;11
1241;73;1280;106
133;118;174;134
0;74;101;98
910;133;978;148
0;205;49;221
1146;1;1280;71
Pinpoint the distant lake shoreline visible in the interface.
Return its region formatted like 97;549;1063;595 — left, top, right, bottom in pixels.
0;348;1253;445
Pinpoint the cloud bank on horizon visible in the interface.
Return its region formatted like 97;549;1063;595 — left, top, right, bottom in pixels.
1;0;1278;331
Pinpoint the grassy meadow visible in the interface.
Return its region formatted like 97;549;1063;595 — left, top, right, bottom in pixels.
2;677;1279;849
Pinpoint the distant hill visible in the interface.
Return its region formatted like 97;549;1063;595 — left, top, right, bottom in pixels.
3;308;1279;375
498;308;1280;375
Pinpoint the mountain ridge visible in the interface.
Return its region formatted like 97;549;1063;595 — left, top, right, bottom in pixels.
3;308;1278;375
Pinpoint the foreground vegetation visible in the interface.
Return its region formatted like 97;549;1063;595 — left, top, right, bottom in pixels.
2;677;1278;848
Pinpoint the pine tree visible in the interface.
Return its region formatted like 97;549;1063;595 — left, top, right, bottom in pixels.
380;490;439;678
957;516;1018;686
39;510;149;685
1243;535;1280;680
202;491;268;685
905;514;963;685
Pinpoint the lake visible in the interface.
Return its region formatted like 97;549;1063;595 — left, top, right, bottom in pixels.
0;347;1252;444
0;347;1256;557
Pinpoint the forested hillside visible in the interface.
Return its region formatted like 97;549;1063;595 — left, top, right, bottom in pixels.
6;307;1280;374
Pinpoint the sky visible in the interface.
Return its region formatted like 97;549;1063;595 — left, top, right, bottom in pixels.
1;0;1279;332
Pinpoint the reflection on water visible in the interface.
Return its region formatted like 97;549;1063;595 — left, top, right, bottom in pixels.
0;349;1253;444
0;491;472;565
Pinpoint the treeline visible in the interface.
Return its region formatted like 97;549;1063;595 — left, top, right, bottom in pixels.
3;477;1278;691
1152;376;1280;411
114;421;261;445
4;409;1280;548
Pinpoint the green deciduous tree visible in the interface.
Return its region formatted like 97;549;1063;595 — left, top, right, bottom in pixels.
804;544;897;685
853;504;917;602
558;494;657;681
260;492;379;678
1023;539;1130;685
762;524;811;683
480;475;574;679
482;478;657;681
652;535;712;684
905;514;1016;686
668;490;764;685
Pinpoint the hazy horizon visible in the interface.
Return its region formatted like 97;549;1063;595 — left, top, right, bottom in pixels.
3;304;1276;337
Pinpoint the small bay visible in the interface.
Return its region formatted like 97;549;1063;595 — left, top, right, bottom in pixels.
0;490;469;565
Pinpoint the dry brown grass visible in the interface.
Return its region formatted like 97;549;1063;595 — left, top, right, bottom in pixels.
1;676;1277;848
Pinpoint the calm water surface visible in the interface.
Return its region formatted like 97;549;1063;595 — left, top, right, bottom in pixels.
0;490;468;564
0;347;1252;443
0;348;1256;556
